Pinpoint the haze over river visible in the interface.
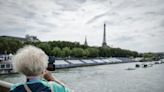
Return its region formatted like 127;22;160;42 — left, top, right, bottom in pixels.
0;62;164;92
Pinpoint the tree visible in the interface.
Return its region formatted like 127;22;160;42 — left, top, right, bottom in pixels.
99;47;111;57
0;36;140;58
71;48;84;57
51;47;62;57
0;38;23;54
87;47;99;57
82;49;89;58
143;53;158;61
62;47;71;57
37;42;51;55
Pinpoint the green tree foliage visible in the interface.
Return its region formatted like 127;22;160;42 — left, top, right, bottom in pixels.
51;47;62;57
99;47;111;57
86;47;99;57
36;42;51;55
143;53;158;61
0;37;23;54
71;48;84;57
82;49;89;58
62;47;71;57
48;41;81;49
0;37;140;58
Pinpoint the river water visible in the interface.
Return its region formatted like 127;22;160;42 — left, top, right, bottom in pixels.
0;62;164;92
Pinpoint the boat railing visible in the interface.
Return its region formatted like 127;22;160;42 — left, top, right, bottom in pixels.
0;80;13;92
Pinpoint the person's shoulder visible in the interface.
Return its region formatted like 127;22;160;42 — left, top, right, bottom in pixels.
39;80;60;88
10;83;23;92
39;80;50;87
50;81;72;92
39;80;73;92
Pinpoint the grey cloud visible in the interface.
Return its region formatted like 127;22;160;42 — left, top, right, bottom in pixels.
0;0;164;52
105;21;115;25
38;22;57;28
86;11;119;24
0;0;37;19
0;0;58;34
112;0;145;10
42;14;48;18
76;0;86;3
123;16;142;23
145;12;158;15
52;11;61;16
54;0;86;11
0;28;26;37
145;11;164;16
159;21;164;27
86;13;107;24
114;0;132;9
55;0;86;4
110;35;136;43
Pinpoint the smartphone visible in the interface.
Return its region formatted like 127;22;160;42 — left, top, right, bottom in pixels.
47;63;55;71
47;56;55;71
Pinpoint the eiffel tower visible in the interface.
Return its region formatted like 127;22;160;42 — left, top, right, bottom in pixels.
102;23;108;47
84;36;88;46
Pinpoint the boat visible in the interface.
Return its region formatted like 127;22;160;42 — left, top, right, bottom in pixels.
141;64;148;68
135;64;140;68
126;68;136;70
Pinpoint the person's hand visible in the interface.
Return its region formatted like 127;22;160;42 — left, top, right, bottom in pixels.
43;70;55;81
43;70;66;86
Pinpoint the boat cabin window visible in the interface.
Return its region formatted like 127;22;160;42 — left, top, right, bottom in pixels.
6;64;11;68
1;64;5;68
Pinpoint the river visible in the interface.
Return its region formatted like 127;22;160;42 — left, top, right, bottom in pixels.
0;62;164;92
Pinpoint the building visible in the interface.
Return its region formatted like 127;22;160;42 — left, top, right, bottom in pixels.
0;61;13;74
25;35;40;42
0;54;12;62
0;54;14;74
0;35;39;43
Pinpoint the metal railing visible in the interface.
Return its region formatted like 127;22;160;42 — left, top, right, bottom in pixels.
0;80;13;92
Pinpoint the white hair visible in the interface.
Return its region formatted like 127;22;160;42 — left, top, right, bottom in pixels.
12;45;48;76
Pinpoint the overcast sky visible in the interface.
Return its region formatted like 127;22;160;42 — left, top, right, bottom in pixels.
0;0;164;52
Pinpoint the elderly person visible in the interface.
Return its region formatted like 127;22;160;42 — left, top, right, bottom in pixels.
10;45;72;92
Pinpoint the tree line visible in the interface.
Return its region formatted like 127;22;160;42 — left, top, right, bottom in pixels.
0;37;140;58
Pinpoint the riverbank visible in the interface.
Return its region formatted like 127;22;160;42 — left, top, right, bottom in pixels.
0;57;135;74
1;58;163;75
54;57;135;69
